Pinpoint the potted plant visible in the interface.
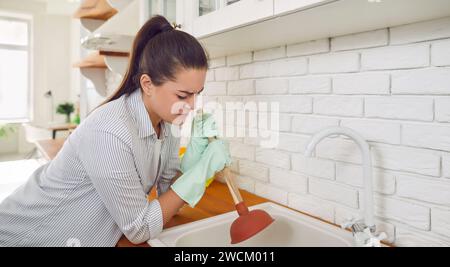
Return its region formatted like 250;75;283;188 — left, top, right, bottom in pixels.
0;124;16;139
56;102;75;123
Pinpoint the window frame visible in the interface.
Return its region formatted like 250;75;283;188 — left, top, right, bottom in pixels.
0;12;33;124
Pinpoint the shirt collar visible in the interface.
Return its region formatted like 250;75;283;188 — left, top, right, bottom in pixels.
127;88;169;139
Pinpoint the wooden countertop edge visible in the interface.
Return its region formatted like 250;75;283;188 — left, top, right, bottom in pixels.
117;181;393;247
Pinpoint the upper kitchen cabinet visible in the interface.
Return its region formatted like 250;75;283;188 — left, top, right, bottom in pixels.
190;0;273;38
192;0;450;58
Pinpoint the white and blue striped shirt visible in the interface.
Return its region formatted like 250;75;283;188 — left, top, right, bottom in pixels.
0;88;181;247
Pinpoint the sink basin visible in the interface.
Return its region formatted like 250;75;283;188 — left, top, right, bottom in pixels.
148;202;355;247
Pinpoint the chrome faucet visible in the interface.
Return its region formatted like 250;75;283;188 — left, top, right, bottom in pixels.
304;126;386;247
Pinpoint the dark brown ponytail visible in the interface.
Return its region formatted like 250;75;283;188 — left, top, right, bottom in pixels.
98;15;209;107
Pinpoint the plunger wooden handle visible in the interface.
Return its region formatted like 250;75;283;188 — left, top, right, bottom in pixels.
207;137;243;205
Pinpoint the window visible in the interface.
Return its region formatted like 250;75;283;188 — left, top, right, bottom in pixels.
0;14;31;123
198;0;241;16
148;0;177;23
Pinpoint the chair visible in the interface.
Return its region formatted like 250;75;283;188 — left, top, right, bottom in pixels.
21;123;52;159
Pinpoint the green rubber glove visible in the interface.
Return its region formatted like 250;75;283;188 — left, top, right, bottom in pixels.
171;139;231;207
180;112;219;173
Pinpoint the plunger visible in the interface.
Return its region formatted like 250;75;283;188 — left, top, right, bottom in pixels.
222;168;275;244
208;138;275;244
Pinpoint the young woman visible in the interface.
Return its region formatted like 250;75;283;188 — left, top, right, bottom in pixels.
0;15;230;247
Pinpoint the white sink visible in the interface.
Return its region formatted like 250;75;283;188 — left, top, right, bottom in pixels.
148;202;356;247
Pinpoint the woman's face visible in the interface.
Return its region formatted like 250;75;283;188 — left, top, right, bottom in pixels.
141;68;206;126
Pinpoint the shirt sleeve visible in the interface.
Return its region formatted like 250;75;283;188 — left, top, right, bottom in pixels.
157;137;181;196
78;128;163;244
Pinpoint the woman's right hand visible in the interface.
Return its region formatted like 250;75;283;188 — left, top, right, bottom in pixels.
172;139;231;207
180;112;218;173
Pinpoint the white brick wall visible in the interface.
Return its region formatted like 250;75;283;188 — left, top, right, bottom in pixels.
292;153;335;180
254;46;286;61
391;68;450;95
291;115;339;134
287;39;329;57
269;57;307;77
314;96;363;117
341;118;401;144
397;175;450;205
431;208;450;238
390;17;450;45
245;95;312;114
289;76;331;94
395;225;450;247
361;44;429;70
227;52;253;66
255;148;290;169
335;162;396;195
269;167;308;194
365;97;434;121
331;29;388;51
204;17;450;246
275;133;310;153
374;196;430;230
309;178;359;208
255;182;288;205
402;123;450;151
215;66;239;81
229;141;255;161
204;81;226;96
443;154;450;178
238;159;269;182
209;57;226;68
240;62;270;78
333;73;390;95
255;78;289;95
227;80;255;95
309;52;359;74
431;40;450;67
435;97;450;122
372;145;440;177
288;193;335;222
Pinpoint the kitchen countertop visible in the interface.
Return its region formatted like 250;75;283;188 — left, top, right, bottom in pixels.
116;181;270;247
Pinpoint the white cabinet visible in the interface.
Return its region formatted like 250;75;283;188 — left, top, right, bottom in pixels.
186;0;450;58
195;0;272;37
274;0;331;15
189;0;273;38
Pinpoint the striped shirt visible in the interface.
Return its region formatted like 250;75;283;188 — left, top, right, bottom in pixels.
0;88;181;247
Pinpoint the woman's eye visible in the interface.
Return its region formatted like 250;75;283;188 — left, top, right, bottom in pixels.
177;95;188;100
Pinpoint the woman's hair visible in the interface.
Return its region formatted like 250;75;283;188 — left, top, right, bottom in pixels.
99;15;209;106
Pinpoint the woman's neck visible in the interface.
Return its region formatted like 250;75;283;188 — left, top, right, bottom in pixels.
142;95;162;138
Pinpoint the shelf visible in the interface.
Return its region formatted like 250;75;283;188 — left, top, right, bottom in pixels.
197;0;450;58
73;0;118;20
73;52;108;97
106;0;135;10
81;0;140;54
73;51;107;69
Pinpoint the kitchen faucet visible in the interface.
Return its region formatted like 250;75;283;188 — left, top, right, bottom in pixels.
304;126;386;247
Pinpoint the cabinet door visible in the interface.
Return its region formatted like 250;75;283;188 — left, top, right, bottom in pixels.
274;0;331;15
192;0;273;38
141;0;178;24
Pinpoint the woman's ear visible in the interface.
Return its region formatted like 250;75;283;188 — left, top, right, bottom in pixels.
140;74;154;97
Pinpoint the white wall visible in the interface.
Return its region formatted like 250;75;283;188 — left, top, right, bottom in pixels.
0;0;79;155
205;17;450;247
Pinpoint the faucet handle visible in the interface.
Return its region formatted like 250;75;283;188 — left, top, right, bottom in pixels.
362;228;387;247
340;216;359;230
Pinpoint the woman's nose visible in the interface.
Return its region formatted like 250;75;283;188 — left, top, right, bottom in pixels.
186;96;195;110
